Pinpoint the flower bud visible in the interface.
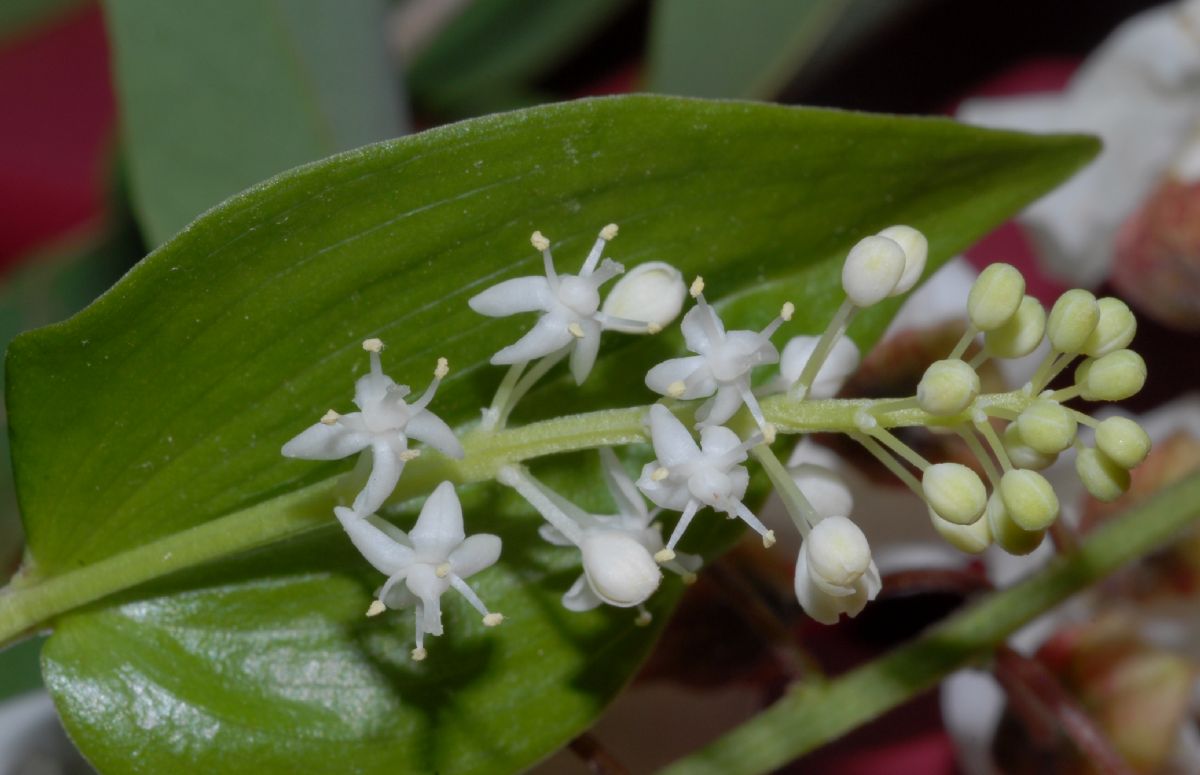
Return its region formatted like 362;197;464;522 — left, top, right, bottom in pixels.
1075;447;1130;502
1094;416;1151;470
986;491;1045;555
1001;422;1057;470
917;359;980;416
806;516;872;594
779;336;860;398
922;462;987;525
580;530;662;608
602;261;685;331
929;507;991;554
968;262;1025;331
984;295;1046;358
1081;297;1136;357
998;469;1059;531
1047;288;1100;353
791;463;854;520
877;224;928;295
1016;398;1078;455
842;235;905;307
1077;349;1147;402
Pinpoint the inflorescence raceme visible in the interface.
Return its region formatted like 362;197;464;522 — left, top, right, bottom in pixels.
281;223;1149;660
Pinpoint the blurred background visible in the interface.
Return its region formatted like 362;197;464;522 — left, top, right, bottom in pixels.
2;1;1197;773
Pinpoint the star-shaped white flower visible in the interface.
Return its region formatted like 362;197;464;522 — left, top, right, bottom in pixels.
645;278;791;430
470;225;661;384
520;448;701;612
282;339;463;517
635;404;774;562
793;515;881;625
334;481;502;661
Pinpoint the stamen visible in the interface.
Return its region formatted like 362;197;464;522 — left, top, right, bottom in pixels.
435;357;449;379
435;562;451;578
449;575;493;618
483;613;504;627
362;338;384;353
568;322;586;338
734;380;769;430
730;499;774;545
635;606;652;626
320;409;340;425
651;466;670;481
411;647;427;661
581;224;618;276
655;548;676;563
366;600;386;617
399;449;421;461
662;500;701;555
412;359;447;410
690;276;705;297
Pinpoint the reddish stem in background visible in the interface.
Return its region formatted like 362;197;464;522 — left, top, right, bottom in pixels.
568;732;629;775
993;646;1135;775
880;567;993;599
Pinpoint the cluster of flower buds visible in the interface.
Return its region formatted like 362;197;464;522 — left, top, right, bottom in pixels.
280;220;1151;656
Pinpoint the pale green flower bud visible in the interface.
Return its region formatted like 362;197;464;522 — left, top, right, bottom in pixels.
877;225;928;295
1094;416;1151;470
986;491;1045;555
1077;349;1147;402
1002;422;1057;470
929;507;991;554
1075;447;1130;502
922;462;987;525
1016;398;1078;455
917;359;980;416
1081;297;1136;357
998;469;1059;531
984;295;1045;358
1047;289;1099;353
842;235;905;307
968;263;1025;331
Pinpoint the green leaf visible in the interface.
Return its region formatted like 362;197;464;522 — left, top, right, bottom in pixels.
407;0;631;117
662;471;1200;775
103;0;407;246
4;96;1096;773
647;0;846;99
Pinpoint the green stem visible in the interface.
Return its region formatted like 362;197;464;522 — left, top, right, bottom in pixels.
658;471;1200;775
0;391;1035;649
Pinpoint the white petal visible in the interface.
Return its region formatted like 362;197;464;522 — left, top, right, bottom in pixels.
366;513;409;545
724;330;779;368
581;530;662;607
695;384;743;427
562;574;603;612
351;439;405;516
645;356;714;399
680;303;724;353
601;261;685;330
449;533;501;579
569;320;602;384
409;480;465;558
647;404;700;467
491;313;574;365
636;464;693;511
698;424;745;461
354;371;401;412
468;275;552;317
281;414;371;460
793;551;843;625
334;506;414;575
407;409;464;459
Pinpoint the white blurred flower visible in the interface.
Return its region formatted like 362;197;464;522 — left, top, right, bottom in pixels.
281;340;461;517
770;335;860;399
958;0;1200;286
335;481;502;661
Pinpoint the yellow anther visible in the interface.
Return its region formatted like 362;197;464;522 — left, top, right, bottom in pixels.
320;409;340;425
362;338;384;353
435;357;449;379
531;231;550;251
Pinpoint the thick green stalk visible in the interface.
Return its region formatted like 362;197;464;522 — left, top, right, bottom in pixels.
0;392;1033;649
659;472;1200;775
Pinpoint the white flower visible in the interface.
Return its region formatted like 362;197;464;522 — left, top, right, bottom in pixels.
518;448;701;612
281;340;462;517
601;261;687;333
469;225;667;384
645;278;791;429
957;0;1200;285
334;481;502;661
772;335;861;399
636;404;774;560
793;515;881;625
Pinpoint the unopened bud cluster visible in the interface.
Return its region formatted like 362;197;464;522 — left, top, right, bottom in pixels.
277;221;1150;659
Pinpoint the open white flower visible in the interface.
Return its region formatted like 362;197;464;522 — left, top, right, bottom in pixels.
645;278;791;430
282;340;462;517
469;225;669;384
636;404;774;561
793;515;881;625
334;481;502;661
